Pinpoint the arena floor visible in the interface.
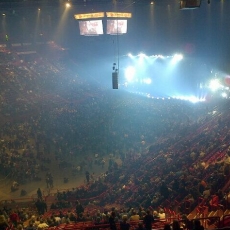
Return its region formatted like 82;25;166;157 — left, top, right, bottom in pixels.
0;152;115;202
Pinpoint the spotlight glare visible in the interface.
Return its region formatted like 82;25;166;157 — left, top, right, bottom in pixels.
125;66;135;82
173;54;183;61
188;96;199;103
222;92;228;98
138;53;146;58
209;79;222;91
143;78;152;84
66;2;71;8
127;53;133;58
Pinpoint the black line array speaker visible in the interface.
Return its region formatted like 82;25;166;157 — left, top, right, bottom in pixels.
112;72;118;89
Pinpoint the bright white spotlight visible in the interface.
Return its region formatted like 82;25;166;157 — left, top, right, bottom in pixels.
173;54;183;61
143;78;152;84
157;55;164;59
188;96;200;103
138;53;146;58
209;79;222;91
125;66;135;82
127;53;133;58
65;2;71;8
222;92;228;98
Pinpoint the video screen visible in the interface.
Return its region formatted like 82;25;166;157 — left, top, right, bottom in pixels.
107;20;127;35
79;20;103;36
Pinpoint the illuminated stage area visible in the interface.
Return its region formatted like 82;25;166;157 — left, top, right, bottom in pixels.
102;51;230;103
113;53;212;103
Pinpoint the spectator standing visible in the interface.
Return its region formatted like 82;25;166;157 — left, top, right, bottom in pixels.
75;201;84;217
193;220;204;230
37;188;42;199
143;210;154;230
85;171;90;183
109;211;117;230
9;210;19;228
172;220;182;230
120;215;130;230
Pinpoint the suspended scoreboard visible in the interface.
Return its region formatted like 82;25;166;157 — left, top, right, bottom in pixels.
74;12;132;36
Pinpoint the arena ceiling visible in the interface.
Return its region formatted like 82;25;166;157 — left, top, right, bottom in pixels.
0;0;153;7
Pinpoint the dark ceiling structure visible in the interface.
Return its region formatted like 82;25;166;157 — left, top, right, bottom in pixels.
0;0;153;8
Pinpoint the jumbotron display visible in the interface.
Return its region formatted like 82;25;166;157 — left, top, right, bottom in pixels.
107;20;127;35
79;20;103;36
75;12;131;36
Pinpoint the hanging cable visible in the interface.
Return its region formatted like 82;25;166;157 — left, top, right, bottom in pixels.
111;0;137;89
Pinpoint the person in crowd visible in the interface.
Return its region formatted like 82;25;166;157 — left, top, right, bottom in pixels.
77;213;85;222
163;224;171;230
160;182;170;199
135;222;146;230
85;171;90;183
69;212;77;222
120;215;130;230
25;221;36;230
158;209;166;221
152;211;159;220
143;210;154;230
0;215;9;230
109;211;117;230
75;200;84;217
17;224;24;230
193;219;204;230
203;186;211;199
11;181;19;192
9;210;20;227
37;219;49;229
172;220;182;230
181;214;193;230
209;193;219;211
130;211;140;222
94;210;102;224
37;188;42;199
